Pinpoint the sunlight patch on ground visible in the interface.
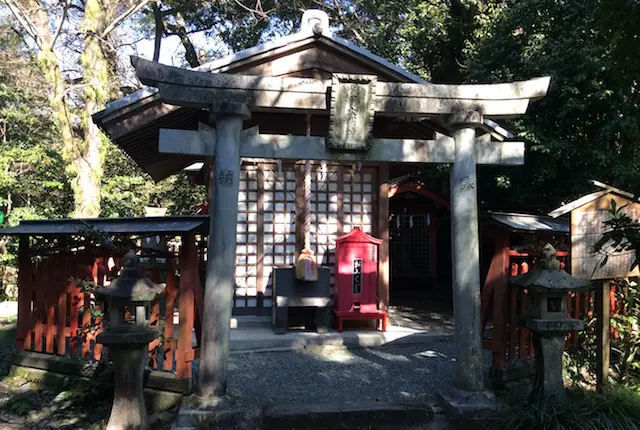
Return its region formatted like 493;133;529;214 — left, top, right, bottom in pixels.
313;348;357;363
414;350;449;359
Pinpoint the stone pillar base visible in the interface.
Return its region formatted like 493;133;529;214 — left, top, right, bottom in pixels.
177;394;243;428
438;387;504;420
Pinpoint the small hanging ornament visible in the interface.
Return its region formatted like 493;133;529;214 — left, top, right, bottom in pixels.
409;215;414;229
295;248;318;281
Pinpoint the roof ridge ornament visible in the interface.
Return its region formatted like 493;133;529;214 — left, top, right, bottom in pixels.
301;9;329;36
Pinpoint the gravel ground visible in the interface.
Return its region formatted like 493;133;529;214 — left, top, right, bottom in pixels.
195;338;491;409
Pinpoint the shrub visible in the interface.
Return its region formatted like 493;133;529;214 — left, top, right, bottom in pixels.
494;387;640;430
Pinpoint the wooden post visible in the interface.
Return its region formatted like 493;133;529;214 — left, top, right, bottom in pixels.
16;236;30;353
377;163;390;311
148;266;162;368
163;261;177;372
490;229;510;369
177;233;197;392
596;280;611;391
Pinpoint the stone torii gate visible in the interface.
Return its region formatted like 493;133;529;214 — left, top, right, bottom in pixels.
129;55;550;404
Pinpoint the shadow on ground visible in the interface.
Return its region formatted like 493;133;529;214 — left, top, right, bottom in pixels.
0;318;179;430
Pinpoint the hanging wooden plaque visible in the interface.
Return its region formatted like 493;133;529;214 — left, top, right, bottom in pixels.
327;74;377;152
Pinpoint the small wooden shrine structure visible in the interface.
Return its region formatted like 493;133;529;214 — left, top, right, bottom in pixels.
0;7;536;401
548;180;639;389
549;180;640;280
480;212;571;382
388;176;449;292
2;216;207;394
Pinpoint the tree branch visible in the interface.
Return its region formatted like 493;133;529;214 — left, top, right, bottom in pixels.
101;0;152;38
151;1;163;62
234;0;272;21
164;12;200;67
3;0;43;48
51;0;70;48
331;0;364;44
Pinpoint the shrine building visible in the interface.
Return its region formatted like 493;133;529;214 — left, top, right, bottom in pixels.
93;10;529;318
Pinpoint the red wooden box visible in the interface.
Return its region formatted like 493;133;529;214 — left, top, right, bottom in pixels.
333;227;387;331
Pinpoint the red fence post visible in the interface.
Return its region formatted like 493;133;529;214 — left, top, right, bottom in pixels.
69;258;81;357
148;266;162;368
177;233;197;392
163;260;177;371
16;236;30;353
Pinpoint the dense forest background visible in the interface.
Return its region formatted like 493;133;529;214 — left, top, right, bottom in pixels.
0;0;638;224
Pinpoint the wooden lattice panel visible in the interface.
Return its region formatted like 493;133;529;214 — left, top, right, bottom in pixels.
260;164;297;309
310;165;377;294
232;162;379;313
234;165;260;309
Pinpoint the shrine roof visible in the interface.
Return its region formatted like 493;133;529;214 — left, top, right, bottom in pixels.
0;215;208;236
95;10;425;123
93;9;516;181
489;212;569;234
548;180;636;218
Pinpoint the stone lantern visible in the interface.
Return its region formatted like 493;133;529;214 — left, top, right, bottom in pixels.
95;251;165;430
509;244;590;410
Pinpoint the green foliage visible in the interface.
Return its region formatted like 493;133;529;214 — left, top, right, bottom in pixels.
2;394;37;416
564;278;640;387
0;81;73;222
494;387;640;430
466;0;640;209
101;141;205;217
610;279;640;384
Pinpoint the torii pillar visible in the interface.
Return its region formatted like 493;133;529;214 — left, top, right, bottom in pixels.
449;110;484;392
198;101;250;401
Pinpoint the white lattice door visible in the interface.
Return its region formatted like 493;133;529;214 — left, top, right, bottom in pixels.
232;162;378;315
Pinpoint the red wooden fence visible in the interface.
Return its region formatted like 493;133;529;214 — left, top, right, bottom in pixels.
15;233;204;391
481;230;581;372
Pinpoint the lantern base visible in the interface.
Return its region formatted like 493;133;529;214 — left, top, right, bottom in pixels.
176;394;244;428
98;327;158;430
104;343;150;430
529;332;568;410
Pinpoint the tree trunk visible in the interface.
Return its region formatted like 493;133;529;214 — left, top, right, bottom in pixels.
78;0;111;218
26;2;75;180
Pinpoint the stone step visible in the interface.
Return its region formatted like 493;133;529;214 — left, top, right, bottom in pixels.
263;401;436;429
175;407;244;428
230;316;271;329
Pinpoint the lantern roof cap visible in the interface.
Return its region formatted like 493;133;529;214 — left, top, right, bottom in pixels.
510;244;590;293
94;251;165;302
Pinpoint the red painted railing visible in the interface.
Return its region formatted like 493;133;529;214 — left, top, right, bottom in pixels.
15;233;204;390
480;234;582;372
